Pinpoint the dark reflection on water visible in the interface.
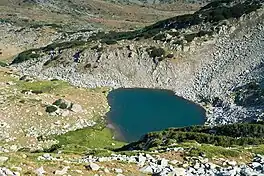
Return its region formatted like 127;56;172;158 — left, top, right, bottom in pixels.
107;88;206;142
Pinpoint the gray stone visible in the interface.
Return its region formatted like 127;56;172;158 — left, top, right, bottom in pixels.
88;162;100;171
114;168;123;173
240;167;257;176
54;166;70;175
197;167;205;174
104;168;110;173
227;160;237;166
251;162;262;169
193;163;200;169
43;153;51;159
0;156;8;163
157;158;168;167
10;145;18;151
173;167;186;176
137;154;146;166
139;165;153;174
70;104;83;113
35;166;46;176
61;110;70;117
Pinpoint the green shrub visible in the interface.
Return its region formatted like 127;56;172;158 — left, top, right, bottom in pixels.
53;99;63;106
12;49;40;64
0;61;8;67
153;33;166;41
101;39;118;45
31;90;43;94
184;33;197;42
42;40;86;52
53;99;69;109
118;122;264;151
149;47;165;58
46;105;58;113
59;102;68;109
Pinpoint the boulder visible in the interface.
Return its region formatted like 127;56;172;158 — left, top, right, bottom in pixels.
61;110;70;117
137;154;146;166
70;103;83;113
251;162;262;171
35;166;46;176
114;168;123;173
157;158;168;167
173;167;186;176
0;156;8;163
103;168;110;173
140;165;153;174
87;163;100;171
10;145;18;151
227;160;237;166
54;166;70;175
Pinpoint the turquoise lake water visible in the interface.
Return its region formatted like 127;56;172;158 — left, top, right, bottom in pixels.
107;88;206;142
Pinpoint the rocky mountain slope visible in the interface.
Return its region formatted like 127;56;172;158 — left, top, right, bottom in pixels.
11;0;264;125
1;0;264;175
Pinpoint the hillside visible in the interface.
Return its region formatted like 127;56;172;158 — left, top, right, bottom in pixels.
0;0;199;30
0;0;264;175
10;0;264;125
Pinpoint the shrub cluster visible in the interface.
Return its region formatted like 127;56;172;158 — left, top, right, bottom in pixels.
12;49;40;64
118;122;264;151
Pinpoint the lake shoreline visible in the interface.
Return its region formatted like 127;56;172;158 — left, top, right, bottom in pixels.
106;88;206;142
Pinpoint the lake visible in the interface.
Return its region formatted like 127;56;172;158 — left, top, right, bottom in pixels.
107;88;206;142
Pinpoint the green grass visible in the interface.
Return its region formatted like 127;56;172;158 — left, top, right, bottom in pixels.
189;144;241;158
17;80;70;94
0;61;8;67
48;124;126;154
246;144;264;155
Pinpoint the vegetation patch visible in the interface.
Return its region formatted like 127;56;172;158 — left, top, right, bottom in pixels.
0;61;8;67
17;80;70;94
45;122;126;154
118;122;264;151
30;23;63;29
188;144;242;159
148;47;166;58
42;40;87;52
11;49;40;64
45;105;58;113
